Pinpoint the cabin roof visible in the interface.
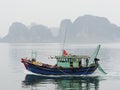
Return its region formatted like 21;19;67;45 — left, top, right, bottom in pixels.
55;55;90;59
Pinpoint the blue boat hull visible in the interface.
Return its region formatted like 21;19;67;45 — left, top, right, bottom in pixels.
22;61;97;76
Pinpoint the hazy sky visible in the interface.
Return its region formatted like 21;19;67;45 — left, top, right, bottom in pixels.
0;0;120;37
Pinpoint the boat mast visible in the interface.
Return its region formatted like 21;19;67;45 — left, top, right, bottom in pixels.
61;26;68;56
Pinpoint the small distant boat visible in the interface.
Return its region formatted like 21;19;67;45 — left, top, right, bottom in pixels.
21;45;106;76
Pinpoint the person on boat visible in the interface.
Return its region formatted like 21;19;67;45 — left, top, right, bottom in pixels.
86;58;89;67
94;58;99;65
78;59;82;68
70;58;73;68
31;58;36;64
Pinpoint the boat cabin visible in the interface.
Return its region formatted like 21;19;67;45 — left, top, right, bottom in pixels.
55;55;90;68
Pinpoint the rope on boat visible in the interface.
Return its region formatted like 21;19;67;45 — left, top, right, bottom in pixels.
56;67;69;75
82;65;97;75
56;66;95;76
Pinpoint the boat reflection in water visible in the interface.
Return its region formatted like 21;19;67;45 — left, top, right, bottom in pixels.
22;74;100;90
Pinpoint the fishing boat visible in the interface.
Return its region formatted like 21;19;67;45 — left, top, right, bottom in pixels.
21;45;107;76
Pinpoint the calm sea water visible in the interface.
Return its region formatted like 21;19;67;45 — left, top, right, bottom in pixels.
0;43;120;90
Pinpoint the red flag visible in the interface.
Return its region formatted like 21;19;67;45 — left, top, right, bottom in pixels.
63;50;68;56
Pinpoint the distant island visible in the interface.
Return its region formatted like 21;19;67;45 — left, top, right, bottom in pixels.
1;15;120;43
